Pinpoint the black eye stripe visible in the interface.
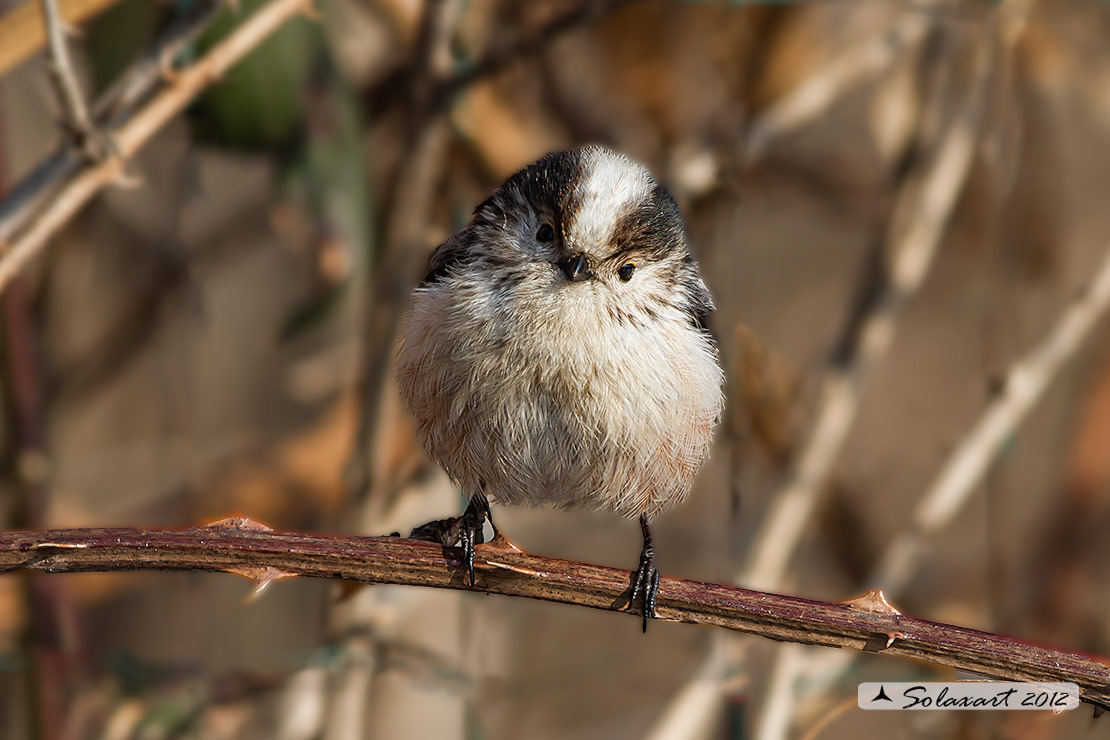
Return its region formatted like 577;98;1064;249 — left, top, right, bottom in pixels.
604;183;684;260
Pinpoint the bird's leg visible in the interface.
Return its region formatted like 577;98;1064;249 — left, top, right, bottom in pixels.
408;493;494;586
629;513;661;633
457;493;493;586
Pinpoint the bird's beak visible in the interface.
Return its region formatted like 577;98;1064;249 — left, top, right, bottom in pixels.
558;253;592;282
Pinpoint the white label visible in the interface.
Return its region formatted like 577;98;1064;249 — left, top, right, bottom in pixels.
858;682;1079;711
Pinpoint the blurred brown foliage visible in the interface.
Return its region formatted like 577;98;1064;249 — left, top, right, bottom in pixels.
1;0;1109;738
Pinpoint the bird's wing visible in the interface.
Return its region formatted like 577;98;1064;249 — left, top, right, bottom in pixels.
421;231;474;285
684;257;715;331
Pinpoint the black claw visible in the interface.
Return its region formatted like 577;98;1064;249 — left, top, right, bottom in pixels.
409;494;492;586
458;494;490;586
460;525;474;585
629;514;660;632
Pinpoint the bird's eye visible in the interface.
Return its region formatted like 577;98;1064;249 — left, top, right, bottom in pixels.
618;262;636;282
536;223;555;242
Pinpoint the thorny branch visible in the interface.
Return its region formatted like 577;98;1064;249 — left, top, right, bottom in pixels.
345;0;460;506
756;237;1110;725
653;17;1001;740
0;520;1108;712
743;26;989;594
0;0;313;294
434;0;642;101
873;247;1110;593
362;0;645;118
744;14;930;161
745;21;1027;740
0;1;221;246
39;0;101;159
747;14;1046;740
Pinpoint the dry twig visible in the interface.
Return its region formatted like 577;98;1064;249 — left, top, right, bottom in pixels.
434;0;642;102
652;21;990;740
0;0;312;293
744;14;930;161
0;0;221;246
39;0;101;159
776;239;1110;711
361;0;645;118
743;31;989;594
345;0;460;508
749;12;1058;740
745;26;1006;740
873;245;1110;592
1;520;1108;712
346;0;645;507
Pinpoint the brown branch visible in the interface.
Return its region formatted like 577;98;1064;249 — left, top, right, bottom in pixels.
345;0;459;508
743;14;930;162
742;24;988;593
1;521;1108;711
0;0;313;294
433;0;642;101
362;0;644;119
0;0;221;247
40;0;99;153
346;0;647;508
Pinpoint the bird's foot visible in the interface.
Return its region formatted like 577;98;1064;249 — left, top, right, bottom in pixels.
456;496;490;586
409;495;493;586
629;546;660;633
629;514;661;633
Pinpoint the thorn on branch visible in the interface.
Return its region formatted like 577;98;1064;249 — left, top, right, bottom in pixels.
158;47;182;84
203;516;276;533
841;588;902;616
227;565;298;599
207;519;296;598
0;0;310;298
40;0;109;162
861;631;906;653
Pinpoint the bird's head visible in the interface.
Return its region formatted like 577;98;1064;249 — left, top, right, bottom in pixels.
454;146;712;329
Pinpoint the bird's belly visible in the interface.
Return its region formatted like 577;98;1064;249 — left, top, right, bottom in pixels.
399;306;721;519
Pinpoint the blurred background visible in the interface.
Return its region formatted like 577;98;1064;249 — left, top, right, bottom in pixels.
1;0;1109;738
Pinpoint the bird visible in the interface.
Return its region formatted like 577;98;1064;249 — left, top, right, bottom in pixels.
396;145;724;630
